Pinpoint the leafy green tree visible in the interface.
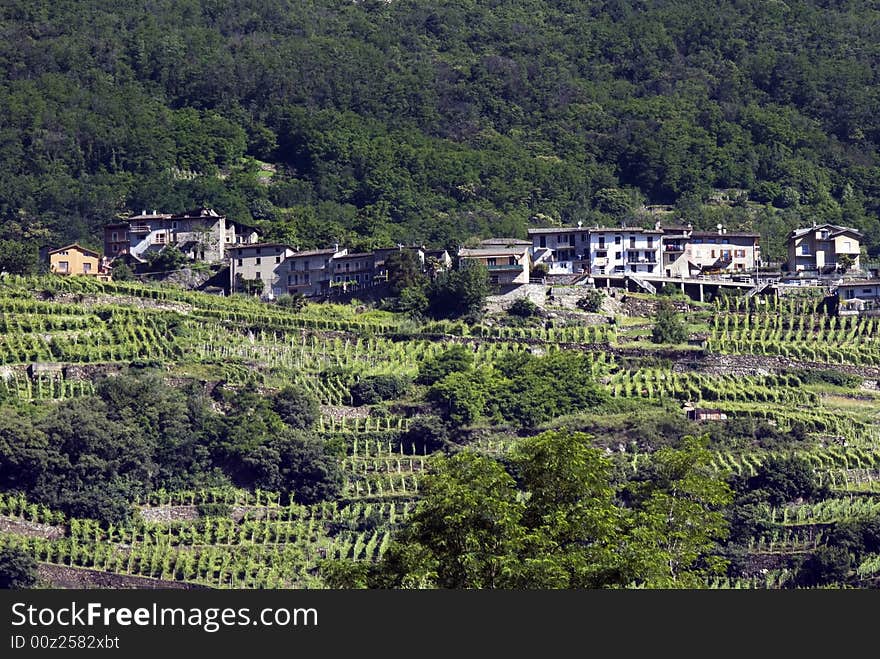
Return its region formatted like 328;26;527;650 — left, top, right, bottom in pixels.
385;250;427;296
375;451;525;588
110;260;135;281
651;299;688;344
248;430;342;505
272;386;319;430
836;254;854;273
623;435;733;587
417;345;474;385
0;240;39;275
350;375;410;406
427;371;489;426
0;544;38;589
363;431;731;589
145;245;187;273
507;297;539;318
427;262;489;320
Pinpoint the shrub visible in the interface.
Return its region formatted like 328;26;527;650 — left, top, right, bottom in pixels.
576;289;604;312
651;299;687;344
350;375;410;406
417;345;474;385
508;298;539;318
0;544;37;589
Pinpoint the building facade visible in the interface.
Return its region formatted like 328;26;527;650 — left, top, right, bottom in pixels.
48;244;105;278
787;224;862;274
104;208;259;264
283;247;348;297
527;227;590;274
587;228;662;276
457;246;531;285
330;252;376;290
686;230;761;274
228;243;295;297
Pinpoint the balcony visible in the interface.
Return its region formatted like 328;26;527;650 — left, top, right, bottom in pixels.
487;264;524;272
665;244;684;252
129;225;151;233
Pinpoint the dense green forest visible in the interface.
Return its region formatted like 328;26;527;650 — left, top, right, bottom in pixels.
1;1;879;260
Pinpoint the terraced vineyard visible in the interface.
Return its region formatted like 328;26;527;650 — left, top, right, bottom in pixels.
1;274;880;588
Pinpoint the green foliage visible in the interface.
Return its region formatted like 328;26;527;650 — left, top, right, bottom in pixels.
0;2;879;257
144;246;187;273
276;293;307;311
385;251;427;297
350;375;410;406
741;456;829;506
507;298;539;318
0;241;39;276
272;386;319;430
110;261;135;281
576;289;604;313
366;431;731;588
0;543;38;589
427;263;489;320
417;345;474;385
651;299;688;344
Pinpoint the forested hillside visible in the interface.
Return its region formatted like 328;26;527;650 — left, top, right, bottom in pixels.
2;1;880;260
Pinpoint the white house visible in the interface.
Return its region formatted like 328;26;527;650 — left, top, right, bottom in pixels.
587;227;662;275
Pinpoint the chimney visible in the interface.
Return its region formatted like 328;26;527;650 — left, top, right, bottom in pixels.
654;220;661;231
334;242;339;252
717;223;723;235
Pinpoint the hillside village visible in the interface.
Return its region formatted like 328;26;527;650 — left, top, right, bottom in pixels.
43;209;880;316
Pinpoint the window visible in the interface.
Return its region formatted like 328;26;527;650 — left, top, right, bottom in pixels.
647;236;654;247
615;236;621;245
237;259;243;266
508;256;516;265
171;221;178;230
487;258;497;266
57;261;68;273
255;272;261;279
722;238;729;244
596;250;607;258
581;234;587;243
614;252;621;260
540;236;546;248
111;232;118;241
629;237;636;248
83;262;92;274
598;238;606;248
801;245;811;255
820;230;830;239
275;256;281;264
843;241;852;252
255;257;261;265
734;249;746;258
864;289;873;295
711;250;716;258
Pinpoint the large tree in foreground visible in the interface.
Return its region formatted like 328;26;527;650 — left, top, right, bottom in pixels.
323;431;732;588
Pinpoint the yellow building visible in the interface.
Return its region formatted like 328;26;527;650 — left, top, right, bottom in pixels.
48;244;105;277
